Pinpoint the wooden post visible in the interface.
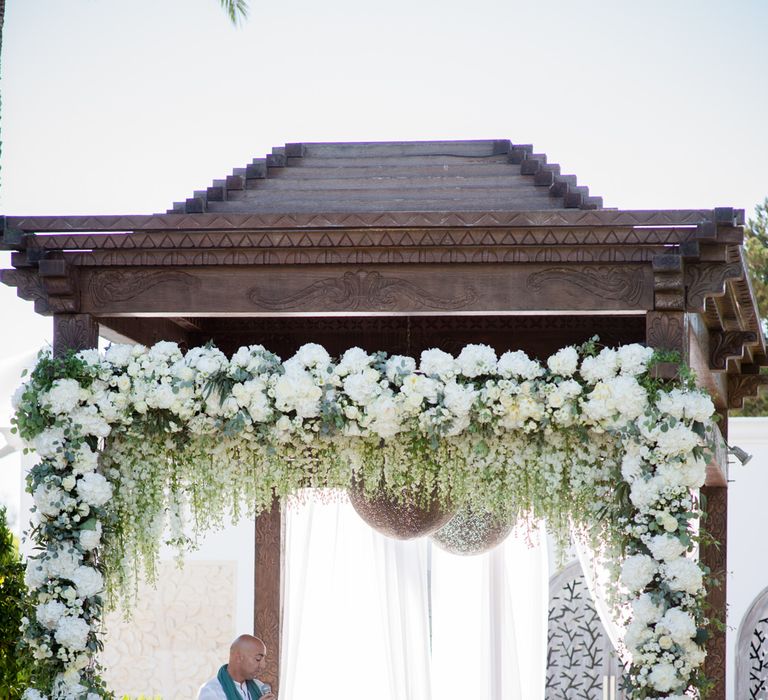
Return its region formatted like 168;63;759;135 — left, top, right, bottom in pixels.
53;313;99;356
254;500;284;695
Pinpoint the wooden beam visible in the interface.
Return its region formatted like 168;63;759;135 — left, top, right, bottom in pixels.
98;317;190;348
79;265;654;317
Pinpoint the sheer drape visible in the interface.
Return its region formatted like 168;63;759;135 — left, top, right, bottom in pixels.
281;492;431;700
282;496;549;700
431;521;549;700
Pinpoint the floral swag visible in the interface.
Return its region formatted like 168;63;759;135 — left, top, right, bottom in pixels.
12;338;717;700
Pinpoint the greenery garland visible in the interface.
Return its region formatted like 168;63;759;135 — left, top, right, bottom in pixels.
11;338;716;700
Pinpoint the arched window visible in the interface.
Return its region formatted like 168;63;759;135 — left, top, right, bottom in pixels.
736;585;768;700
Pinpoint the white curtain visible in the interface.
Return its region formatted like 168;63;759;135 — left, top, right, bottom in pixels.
572;531;624;653
431;521;549;700
281;492;432;700
282;495;549;700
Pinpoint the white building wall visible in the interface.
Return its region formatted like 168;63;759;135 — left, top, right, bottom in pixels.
726;417;768;700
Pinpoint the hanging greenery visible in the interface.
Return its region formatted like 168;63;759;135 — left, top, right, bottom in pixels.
11;338;716;700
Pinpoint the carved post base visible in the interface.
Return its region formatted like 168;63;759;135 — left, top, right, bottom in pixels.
53;313;99;356
701;485;727;699
254;500;284;694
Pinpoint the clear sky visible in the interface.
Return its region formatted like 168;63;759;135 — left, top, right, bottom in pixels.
1;0;767;514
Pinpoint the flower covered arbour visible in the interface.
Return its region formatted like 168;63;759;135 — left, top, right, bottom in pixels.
13;338;717;700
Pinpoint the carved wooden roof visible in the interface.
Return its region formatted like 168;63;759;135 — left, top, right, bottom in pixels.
1;140;766;414
165;140;603;215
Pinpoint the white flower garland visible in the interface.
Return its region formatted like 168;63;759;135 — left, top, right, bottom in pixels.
12;340;716;699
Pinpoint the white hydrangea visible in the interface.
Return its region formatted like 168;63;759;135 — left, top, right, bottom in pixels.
621;441;650;482
343;369;381;406
46;546;82;580
546;379;581;409
546;346;579;376
79;521;102;551
456;344;497;378
610;375;648;419
36;600;67;630
72;444;99;476
33;428;66;460
33;483;68;518
664;557;704;595
623;618;652;656
76;473;113;508
629;477;663;510
399;374;439;411
648;534;687;562
579;347;618;384
617;343;654;376
648;662;679;692
658;607;697;644
11;382;28;410
104;344;134;367
366;396;401;439
70;565;104;599
54;615;90;651
442;381;477;418
22;689;47;700
631;593;664;625
620;554;657;593
336;347;372;376
419;348;456;380
657;388;715;423
25;558;48;590
70;406;111;439
42;378;82;415
284;343;331;373
272;369;323;418
384;355;416;385
497;350;543;380
654;423;700;457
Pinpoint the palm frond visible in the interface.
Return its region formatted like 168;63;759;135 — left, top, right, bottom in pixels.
219;0;249;25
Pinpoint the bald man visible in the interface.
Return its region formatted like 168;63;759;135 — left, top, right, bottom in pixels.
197;635;277;700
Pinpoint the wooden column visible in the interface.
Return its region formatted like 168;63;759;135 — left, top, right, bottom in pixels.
254;500;284;694
53;313;99;356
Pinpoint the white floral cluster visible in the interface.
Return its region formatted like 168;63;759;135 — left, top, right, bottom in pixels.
618;387;715;697
13;340;715;700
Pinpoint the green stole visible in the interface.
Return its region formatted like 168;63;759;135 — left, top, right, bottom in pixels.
217;664;263;700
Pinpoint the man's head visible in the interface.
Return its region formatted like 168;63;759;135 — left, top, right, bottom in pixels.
228;634;267;682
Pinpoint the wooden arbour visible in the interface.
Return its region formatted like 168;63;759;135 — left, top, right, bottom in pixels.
2;140;766;697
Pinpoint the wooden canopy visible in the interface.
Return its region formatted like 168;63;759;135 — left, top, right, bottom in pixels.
2;139;766;698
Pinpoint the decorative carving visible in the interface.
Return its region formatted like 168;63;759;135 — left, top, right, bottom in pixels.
69;245;668;268
348;484;456;540
254;501;283;695
248;270;478;312
0;268;50;313
547;561;622;699
101;561;236;699
527;266;645;305
88;270;200;307
7;209;714;235
709;330;758;370
645;312;687;355
701;485;727;699
736;587;768;700
728;374;768;409
29;226;702;252
686;262;743;312
53;314;99;356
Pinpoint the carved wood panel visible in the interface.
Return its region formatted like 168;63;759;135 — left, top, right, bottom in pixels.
254;500;284;695
701;485;727;700
53;314;99;355
645;311;688;360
